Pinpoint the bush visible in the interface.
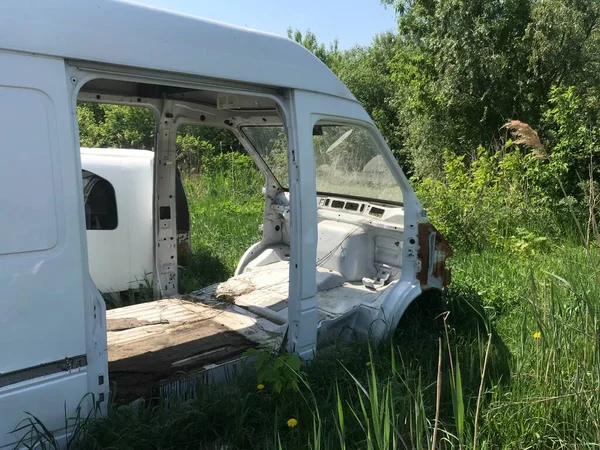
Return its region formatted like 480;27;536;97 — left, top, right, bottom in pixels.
542;86;600;198
415;146;568;252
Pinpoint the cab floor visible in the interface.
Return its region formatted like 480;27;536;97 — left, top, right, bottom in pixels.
106;298;283;401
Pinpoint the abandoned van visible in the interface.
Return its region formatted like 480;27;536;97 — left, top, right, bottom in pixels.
0;0;451;447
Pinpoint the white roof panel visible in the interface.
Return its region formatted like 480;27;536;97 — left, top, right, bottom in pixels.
0;0;356;101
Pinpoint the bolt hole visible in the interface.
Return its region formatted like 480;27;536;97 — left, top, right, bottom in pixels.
96;94;101;100
137;97;142;102
200;115;206;121
409;238;416;245
275;225;281;231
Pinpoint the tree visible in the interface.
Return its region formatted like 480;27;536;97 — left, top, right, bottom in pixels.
383;0;600;178
78;103;155;149
287;28;341;69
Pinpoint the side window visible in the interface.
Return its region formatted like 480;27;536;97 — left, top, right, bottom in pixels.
82;170;118;230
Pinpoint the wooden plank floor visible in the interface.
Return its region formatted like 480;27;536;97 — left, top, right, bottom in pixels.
106;299;255;401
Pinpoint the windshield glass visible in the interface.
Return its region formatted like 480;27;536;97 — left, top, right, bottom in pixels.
313;123;403;203
243;123;403;203
242;126;289;187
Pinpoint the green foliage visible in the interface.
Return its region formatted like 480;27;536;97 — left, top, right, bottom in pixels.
178;124;243;152
244;349;304;394
176;126;251;177
200;152;258;179
336;34;409;169
381;0;600;178
78;103;155;149
176;134;215;174
287;28;341;68
542;85;600;195
178;161;264;292
415;146;565;251
242;126;289;185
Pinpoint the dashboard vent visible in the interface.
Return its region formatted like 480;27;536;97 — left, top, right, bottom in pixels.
369;207;385;218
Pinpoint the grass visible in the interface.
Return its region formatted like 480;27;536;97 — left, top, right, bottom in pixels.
178;160;264;293
29;164;600;449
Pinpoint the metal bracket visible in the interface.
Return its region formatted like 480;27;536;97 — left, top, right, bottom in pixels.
362;266;391;290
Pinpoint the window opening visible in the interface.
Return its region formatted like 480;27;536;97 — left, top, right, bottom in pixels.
82;170;118;230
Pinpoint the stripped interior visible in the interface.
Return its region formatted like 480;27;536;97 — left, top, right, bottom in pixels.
80;75;408;398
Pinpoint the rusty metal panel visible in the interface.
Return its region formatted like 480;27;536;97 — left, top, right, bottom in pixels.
417;222;452;288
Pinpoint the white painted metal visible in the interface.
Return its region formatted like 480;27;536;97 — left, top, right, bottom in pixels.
154;101;179;297
0;51;107;449
282;90;319;359
81;148;154;293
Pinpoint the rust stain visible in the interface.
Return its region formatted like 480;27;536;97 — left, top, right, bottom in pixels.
417;222;453;288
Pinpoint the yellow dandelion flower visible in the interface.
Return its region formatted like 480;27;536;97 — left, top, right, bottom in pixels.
257;384;265;390
533;331;541;339
287;418;298;428
366;361;372;367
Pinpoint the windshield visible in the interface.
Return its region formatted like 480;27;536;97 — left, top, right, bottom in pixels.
313;123;403;203
243;123;403;204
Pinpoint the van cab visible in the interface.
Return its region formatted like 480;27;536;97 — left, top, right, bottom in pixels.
0;1;450;447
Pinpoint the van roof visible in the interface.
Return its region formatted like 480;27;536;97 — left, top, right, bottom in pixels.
80;147;154;160
2;0;355;102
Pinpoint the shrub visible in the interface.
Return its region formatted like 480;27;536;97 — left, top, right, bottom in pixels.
415;145;566;252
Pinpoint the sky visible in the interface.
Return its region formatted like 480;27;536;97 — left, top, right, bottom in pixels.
130;0;398;50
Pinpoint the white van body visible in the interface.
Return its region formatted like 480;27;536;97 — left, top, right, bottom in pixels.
0;1;451;447
81;148;154;293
